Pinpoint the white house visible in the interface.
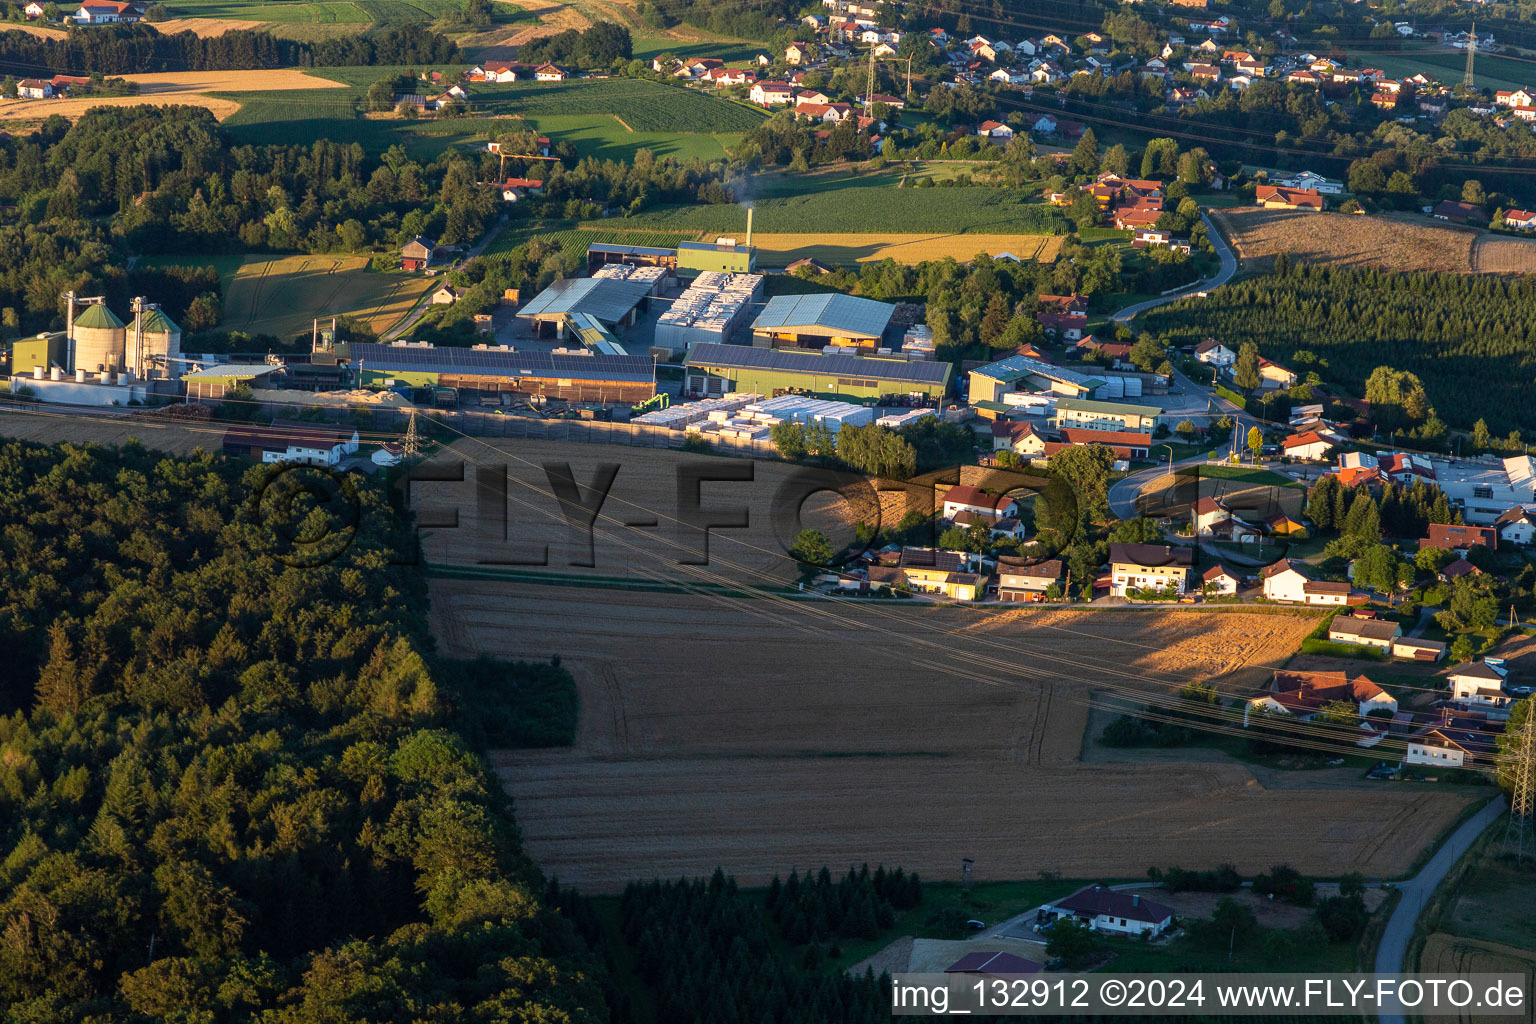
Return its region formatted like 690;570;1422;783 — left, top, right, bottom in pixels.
750;81;794;106
16;79;54;99
1406;713;1500;768
1201;564;1241;596
1447;661;1514;711
1048;885;1173;938
1258;357;1297;389
1246;670;1398;726
1260;560;1351;605
1274;170;1343;195
222;423;360;467
1281;429;1338;462
1496;506;1536;545
372;442;404;467
942;484;1020;521
73;1;140;24
1327;614;1401;650
1194;338;1235;367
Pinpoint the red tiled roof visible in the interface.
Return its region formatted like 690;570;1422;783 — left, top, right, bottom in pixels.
1054;884;1172;924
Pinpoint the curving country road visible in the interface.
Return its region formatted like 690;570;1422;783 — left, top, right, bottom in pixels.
1373;796;1507;1024
1111;211;1239;323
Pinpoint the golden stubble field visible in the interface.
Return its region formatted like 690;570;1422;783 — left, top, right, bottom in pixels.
223;254;434;339
749;233;1065;268
426;540;1473;890
1211;206;1536;274
0;69;345;124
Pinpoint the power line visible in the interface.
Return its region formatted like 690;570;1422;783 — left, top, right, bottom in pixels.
1500;699;1534;862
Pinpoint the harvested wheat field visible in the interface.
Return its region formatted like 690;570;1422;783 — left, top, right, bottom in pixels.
1471;234;1536;273
411;438;898;584
1418;934;1536;1024
0;22;67;39
1212;207;1488;273
434;580;1471;891
750;233;1064;268
0;408;222;454
0;68;345;124
148;17;265;35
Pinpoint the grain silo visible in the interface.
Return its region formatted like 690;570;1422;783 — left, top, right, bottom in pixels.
71;302;126;375
130;299;182;380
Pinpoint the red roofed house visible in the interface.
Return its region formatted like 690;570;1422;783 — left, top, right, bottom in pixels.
1058;427;1151;458
1034;293;1088;340
1420;523;1497;553
1260;560;1352;605
1503;209;1536;231
975;120;1015;140
1048;885;1173;937
1201;564;1241;596
942;484;1020;520
1256;185;1324;211
1282;430;1336;461
991;420;1048;457
1247;669;1397;725
16;79;54;99
1432;200;1485;224
750;81;794;106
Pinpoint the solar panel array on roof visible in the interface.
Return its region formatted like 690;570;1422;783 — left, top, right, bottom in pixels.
750;293;895;340
973;354;1102;388
685;342;950;384
349;343;654;382
515;276;655;324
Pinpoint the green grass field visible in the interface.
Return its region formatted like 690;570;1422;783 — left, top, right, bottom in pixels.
1363;44;1535;93
622;180;1069;234
468;78;767;133
164;0;463;22
630;33;764;64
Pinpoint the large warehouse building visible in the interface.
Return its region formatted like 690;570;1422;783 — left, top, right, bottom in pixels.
684;343;950;401
969;354;1106;403
515;269;664;337
750;293;895;351
653;272;764;353
350;342;656;403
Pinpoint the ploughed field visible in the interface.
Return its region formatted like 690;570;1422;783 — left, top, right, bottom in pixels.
428;575;1473;891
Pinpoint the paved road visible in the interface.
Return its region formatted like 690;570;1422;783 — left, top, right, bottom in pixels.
1373;796;1507;1024
1110;212;1239;324
382;216;509;342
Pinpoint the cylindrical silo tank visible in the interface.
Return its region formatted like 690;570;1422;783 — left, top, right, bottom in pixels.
71;303;126;374
136;308;183;380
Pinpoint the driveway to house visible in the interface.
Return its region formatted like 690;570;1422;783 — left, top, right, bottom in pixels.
1109;211;1239;324
383;216;509;342
1373;795;1507;1024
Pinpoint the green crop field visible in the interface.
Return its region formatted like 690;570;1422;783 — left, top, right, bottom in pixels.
622;183;1069;235
468;78;766;133
165;0;463;22
1363;45;1534;93
630;34;764;64
481;224;699;261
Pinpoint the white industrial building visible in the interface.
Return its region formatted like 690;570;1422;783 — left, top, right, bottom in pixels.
653;272;764;353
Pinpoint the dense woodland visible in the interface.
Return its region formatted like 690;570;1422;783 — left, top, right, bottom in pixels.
1142;264;1536;435
0;439;610;1020
0;23;456;74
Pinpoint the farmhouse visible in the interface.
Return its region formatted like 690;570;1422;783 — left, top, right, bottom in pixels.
73;1;140;23
1255;185;1324;211
1108;542;1192;596
1327;613;1401;650
1034;293;1089;340
1260;560;1351;605
431;284;458;306
1503;209;1536;231
16;79;54;99
1432;200;1485;224
942;484;1020;521
221;422;360;467
684;343;950;401
1048;885;1173;938
1246;670;1397;724
1053;397;1160;432
400;236;435;272
1201;564;1241;596
1194;338;1235;367
750;293;893;351
350;342;656;404
533;64;570;81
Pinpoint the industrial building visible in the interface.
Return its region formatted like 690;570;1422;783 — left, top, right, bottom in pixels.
221;421;361;466
652;272;764;353
1053;397;1161;432
750;293;895;351
60;293;182;381
8;332;68;377
183;363;285;400
586;243;679;273
350;341;656;403
968;354;1105;403
684;342;950;401
677;240;756;274
515;268;665;337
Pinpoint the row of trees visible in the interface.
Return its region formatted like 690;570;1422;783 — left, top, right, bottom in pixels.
765;865;921;944
1142;263;1536;434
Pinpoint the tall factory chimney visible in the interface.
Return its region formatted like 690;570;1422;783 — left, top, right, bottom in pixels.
745;207;754;249
64;290;76;372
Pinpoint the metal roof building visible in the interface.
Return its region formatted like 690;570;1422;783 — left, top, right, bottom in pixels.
684;342;950;401
515;275;657;333
677;240;756;274
350;342;656;403
750;293;896;350
586;242;679;272
968;354;1105;402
